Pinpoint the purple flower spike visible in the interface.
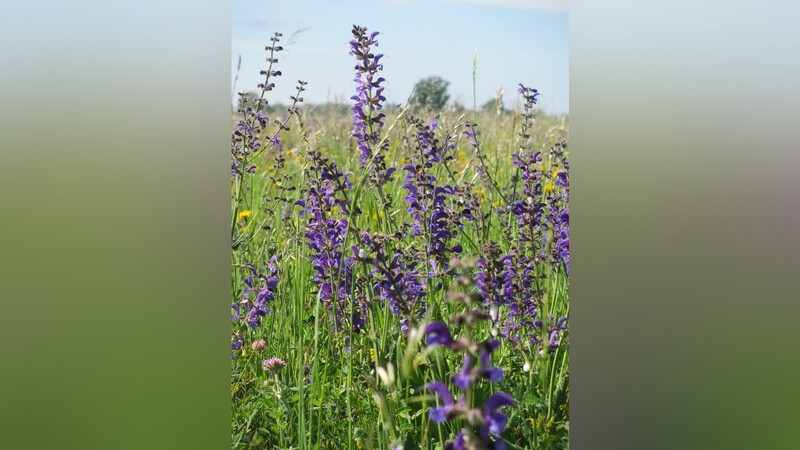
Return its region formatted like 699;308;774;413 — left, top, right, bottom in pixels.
349;25;393;185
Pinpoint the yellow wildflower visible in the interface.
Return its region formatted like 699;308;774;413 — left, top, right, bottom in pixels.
369;348;376;363
544;182;555;194
237;210;252;221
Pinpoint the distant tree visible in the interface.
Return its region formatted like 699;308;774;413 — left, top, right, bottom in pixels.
480;98;498;112
481;88;507;115
481;98;507;114
447;101;467;114
409;76;450;111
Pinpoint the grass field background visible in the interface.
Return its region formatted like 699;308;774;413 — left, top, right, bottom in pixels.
230;27;569;450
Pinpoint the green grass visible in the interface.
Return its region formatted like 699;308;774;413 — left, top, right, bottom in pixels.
230;105;569;449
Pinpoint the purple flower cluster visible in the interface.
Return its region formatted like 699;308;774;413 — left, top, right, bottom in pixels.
398;114;473;279
401;172;463;264
426;381;514;450
517;83;540;105
476;242;515;308
356;232;426;331
509;140;570;277
546;141;570;274
298;184;354;321
232;257;279;331
231;333;244;360
430;186;459;255
401;163;435;238
231;32;286;177
509;150;546;235
462;120;480;149
423;272;515;450
231;109;269;176
516;84;539;147
295;149;368;332
409;114;450;165
349;25;391;184
545;317;569;351
230;259;279;360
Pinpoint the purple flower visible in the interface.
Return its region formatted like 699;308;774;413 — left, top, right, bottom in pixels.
425;381;458;423
423;271;517;450
444;431;467;450
476;243;516;309
299;155;366;332
462;121;480;148
429;115;439;131
479;348;504;383
454;355;472;390
424;321;455;348
517;83;540;104
231;334;244;351
231;302;241;321
232;258;278;330
545;148;570;274
360;233;427;325
349;25;392;185
481;392;515;439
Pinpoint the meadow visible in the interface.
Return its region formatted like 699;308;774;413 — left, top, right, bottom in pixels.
230;26;569;450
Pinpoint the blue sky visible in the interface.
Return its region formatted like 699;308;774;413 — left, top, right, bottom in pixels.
232;0;568;114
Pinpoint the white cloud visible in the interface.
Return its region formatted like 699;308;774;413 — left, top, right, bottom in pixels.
439;0;567;13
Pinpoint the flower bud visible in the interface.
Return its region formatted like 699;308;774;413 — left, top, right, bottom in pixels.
252;339;266;351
